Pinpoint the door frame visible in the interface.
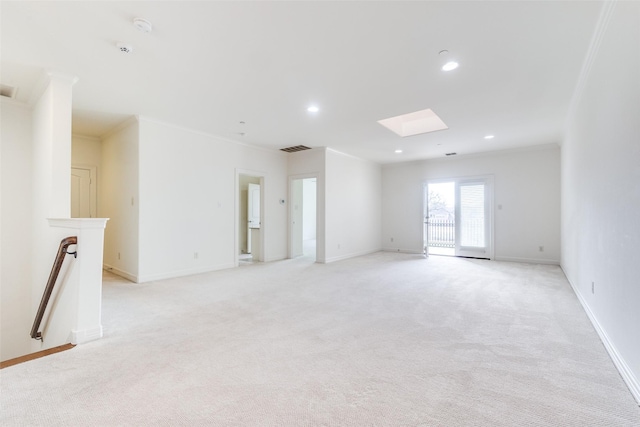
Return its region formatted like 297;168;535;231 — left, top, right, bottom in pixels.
235;169;266;265
424;175;494;260
71;164;98;218
288;173;319;260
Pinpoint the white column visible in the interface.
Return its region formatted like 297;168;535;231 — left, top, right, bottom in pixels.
48;218;109;344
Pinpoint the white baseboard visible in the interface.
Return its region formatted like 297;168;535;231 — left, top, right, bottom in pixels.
137;263;236;283
382;248;424;255
70;326;103;345
565;274;640;405
324;248;381;264
103;264;138;282
494;256;560;265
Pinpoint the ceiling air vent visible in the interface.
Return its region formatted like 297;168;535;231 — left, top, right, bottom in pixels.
280;145;311;153
445;152;457;156
0;84;17;99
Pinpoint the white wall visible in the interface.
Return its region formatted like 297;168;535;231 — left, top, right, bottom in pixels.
72;135;101;167
325;149;382;262
382;145;561;263
561;1;640;400
1;100;34;361
101;118;139;281
137;118;288;282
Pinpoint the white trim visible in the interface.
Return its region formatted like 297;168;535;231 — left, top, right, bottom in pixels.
383;248;424;255
382;143;561;169
72;134;102;142
48;218;109;229
262;254;287;263
326;147;379;166
137;263;236;283
324;248;381;264
564;273;640;405
138;115;287;157
565;1;617;131
103;264;137;283
70;326;103;345
494;256;560;265
101;115;138;139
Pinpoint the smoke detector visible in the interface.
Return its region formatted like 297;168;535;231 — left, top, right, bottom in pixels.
116;42;133;54
133;18;152;33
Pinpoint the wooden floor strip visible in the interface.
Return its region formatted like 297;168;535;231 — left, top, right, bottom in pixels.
0;343;76;369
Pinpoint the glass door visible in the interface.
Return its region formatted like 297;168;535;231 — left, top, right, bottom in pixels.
455;179;491;258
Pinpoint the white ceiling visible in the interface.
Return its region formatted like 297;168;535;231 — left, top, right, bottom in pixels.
1;1;603;164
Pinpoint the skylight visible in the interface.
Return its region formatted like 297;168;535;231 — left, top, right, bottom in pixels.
377;108;448;137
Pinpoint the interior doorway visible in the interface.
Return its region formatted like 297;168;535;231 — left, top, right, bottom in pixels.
71;166;97;218
237;173;263;264
424;176;493;259
290;176;317;261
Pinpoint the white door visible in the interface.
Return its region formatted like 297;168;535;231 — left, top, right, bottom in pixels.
71;167;93;218
247;183;260;255
454;179;491;258
248;183;261;228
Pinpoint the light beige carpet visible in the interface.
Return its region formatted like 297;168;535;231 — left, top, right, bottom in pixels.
2;252;639;426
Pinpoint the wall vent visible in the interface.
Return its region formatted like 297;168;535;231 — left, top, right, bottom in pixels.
445;152;457;156
280;145;311;153
0;84;17;99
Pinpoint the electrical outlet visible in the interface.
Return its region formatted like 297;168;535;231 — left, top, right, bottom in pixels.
390;237;394;242
539;246;544;252
194;252;199;259
592;281;595;294
118;252;121;260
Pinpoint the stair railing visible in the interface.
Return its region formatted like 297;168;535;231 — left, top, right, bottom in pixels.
30;236;78;341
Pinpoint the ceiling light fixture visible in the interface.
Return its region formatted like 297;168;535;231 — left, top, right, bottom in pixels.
439;49;459;71
442;61;459;71
133;18;153;33
395;149;403;154
307;105;319;113
484;135;495;139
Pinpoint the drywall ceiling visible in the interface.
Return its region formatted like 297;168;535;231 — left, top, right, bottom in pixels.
0;1;603;164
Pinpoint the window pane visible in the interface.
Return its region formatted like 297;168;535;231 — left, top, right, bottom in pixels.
460;184;485;247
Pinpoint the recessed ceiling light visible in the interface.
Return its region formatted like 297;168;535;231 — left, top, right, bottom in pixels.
484;135;495;139
395;149;403;154
307;105;319;113
442;61;459;71
378;108;448;137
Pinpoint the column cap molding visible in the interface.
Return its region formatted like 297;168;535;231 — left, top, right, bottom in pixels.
48;218;109;230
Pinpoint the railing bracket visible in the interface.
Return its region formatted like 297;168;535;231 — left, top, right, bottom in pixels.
66;250;77;259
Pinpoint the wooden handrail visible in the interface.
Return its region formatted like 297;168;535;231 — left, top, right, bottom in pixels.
30;236;78;341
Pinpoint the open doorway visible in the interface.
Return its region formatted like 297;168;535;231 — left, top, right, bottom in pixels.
425;177;493;259
290;176;317;261
425;182;455;256
237;173;263;264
